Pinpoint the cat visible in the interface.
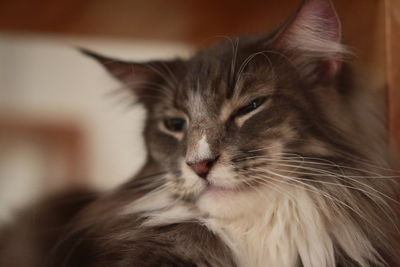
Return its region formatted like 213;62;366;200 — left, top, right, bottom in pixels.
1;0;400;266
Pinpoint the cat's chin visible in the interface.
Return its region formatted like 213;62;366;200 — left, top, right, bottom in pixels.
204;184;243;195
196;184;265;219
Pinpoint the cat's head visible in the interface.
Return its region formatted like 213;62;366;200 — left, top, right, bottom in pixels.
85;0;352;218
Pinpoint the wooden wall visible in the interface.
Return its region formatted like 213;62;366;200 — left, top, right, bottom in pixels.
386;0;400;150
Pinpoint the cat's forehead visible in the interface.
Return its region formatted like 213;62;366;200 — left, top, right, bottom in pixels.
152;36;281;117
175;43;276;111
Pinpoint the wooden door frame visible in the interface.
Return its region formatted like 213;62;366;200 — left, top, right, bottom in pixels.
386;0;400;151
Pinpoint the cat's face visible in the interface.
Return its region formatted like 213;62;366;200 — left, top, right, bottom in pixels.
86;0;349;218
145;37;346;217
144;44;303;215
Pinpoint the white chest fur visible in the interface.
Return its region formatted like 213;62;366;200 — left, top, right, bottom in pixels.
204;189;336;267
127;186;380;267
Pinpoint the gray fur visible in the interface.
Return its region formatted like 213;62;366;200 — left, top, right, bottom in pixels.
1;0;399;266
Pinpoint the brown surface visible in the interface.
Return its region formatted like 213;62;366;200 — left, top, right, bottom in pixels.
0;0;290;40
386;0;400;151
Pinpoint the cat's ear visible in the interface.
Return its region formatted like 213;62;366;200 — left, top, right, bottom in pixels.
81;49;180;106
272;0;347;82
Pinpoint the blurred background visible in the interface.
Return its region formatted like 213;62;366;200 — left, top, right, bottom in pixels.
0;0;398;222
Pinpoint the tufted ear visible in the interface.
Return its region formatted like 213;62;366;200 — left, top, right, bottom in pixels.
81;49;182;106
272;0;347;83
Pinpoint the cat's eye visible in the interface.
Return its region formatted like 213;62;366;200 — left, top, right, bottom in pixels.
164;118;186;132
234;98;265;117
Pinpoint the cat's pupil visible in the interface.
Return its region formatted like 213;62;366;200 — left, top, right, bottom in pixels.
235;98;264;117
164;118;186;132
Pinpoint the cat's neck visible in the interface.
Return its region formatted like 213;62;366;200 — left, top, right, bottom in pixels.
203;188;322;267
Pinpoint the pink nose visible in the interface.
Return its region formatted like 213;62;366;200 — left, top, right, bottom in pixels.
187;157;218;179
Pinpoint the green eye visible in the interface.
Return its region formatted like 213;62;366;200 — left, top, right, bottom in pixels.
164;118;186;132
235;98;265;117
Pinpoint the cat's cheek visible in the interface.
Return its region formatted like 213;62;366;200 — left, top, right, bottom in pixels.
206;164;238;187
148;131;182;161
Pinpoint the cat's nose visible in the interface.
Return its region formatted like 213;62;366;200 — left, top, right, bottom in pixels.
186;157;218;179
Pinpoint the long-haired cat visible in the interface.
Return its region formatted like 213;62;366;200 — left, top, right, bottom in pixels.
1;0;399;266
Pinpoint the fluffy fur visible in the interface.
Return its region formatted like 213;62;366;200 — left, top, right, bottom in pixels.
1;0;399;266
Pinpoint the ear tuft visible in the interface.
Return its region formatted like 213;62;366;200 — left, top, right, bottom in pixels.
80;48;108;63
